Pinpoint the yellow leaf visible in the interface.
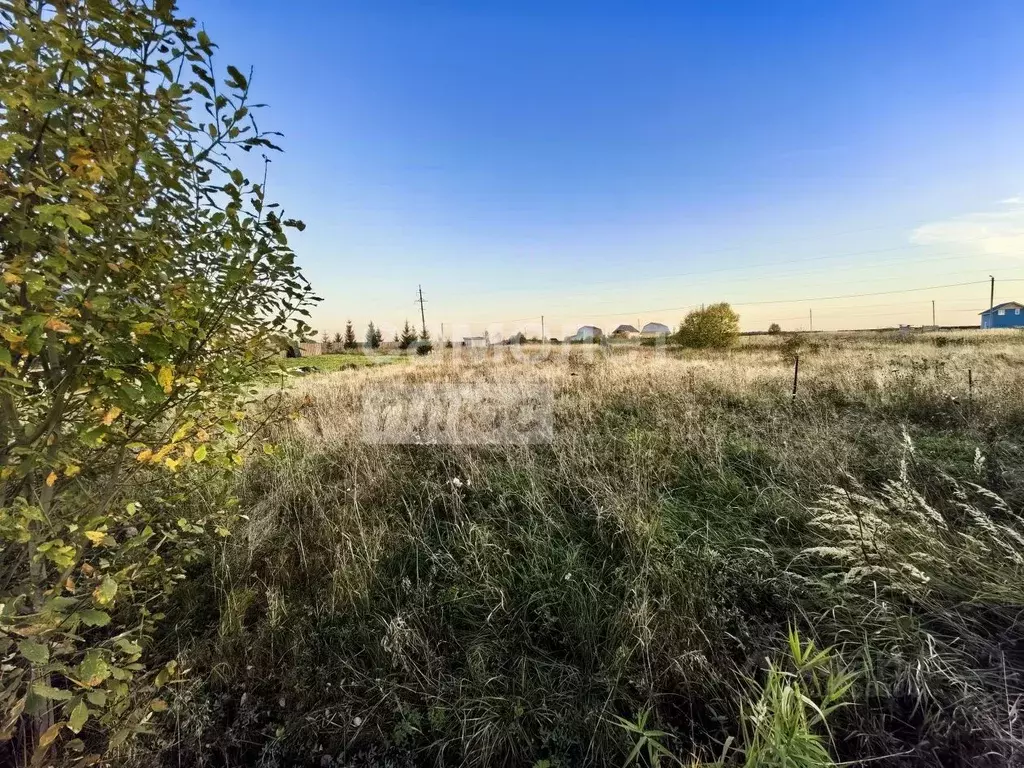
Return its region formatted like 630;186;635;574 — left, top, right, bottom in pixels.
45;471;57;487
44;318;72;333
150;698;168;712
136;448;153;463
84;531;106;545
37;721;63;750
152;444;173;463
157;365;173;394
164;457;181;472
67;335;82;344
196;429;210;443
2;272;21;285
69;148;94;166
1;327;26;343
133;322;153;335
101;406;122;426
64;464;81;478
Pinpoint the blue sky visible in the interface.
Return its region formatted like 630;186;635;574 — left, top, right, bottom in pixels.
184;0;1024;337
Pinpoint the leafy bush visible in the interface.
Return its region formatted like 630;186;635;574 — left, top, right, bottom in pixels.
674;303;740;348
768;322;782;335
0;2;313;763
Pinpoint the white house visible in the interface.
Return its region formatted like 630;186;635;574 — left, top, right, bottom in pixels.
640;322;670;337
463;336;487;348
566;325;603;342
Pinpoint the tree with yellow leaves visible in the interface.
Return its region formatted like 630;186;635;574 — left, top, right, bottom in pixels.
0;2;316;763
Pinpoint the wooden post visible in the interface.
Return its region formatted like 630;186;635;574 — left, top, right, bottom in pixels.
791;354;800;399
968;368;973;402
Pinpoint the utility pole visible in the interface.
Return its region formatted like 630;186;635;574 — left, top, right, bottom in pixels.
932;300;936;328
441;322;444;343
990;275;995;310
541;315;545;342
416;285;427;336
809;309;813;332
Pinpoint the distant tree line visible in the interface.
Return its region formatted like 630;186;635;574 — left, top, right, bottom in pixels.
313;319;435;355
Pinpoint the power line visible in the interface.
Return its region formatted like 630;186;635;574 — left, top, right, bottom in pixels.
467;278;1002;329
428;231;1020;305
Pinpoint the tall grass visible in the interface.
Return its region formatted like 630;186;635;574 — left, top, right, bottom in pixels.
145;332;1024;767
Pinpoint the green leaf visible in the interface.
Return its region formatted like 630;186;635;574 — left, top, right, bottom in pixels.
226;65;248;90
193;444;207;462
93;576;117;606
78;651;111;687
114;637;143;658
77;609;111;627
32;684;72;701
19;640;49;665
68;699;89;734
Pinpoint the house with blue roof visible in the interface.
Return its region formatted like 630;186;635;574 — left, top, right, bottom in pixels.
980;301;1024;329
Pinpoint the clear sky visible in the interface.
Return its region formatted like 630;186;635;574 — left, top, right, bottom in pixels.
183;0;1024;339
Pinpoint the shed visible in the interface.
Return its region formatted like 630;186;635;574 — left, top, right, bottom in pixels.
463;336;487;348
612;324;639;338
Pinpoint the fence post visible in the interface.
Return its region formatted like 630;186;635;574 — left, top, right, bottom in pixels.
968;368;973;402
791;354;800;399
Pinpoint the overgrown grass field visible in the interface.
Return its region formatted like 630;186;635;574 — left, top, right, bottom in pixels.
154;331;1024;767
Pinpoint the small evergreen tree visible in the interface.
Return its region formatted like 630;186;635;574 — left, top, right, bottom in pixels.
768;323;782;335
366;322;381;349
344;320;357;349
399;320;418;350
417;327;433;355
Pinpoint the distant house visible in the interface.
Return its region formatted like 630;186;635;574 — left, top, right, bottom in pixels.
566;325;603;342
612;324;639;338
640;322;670;337
980;302;1024;329
463;336;487;348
